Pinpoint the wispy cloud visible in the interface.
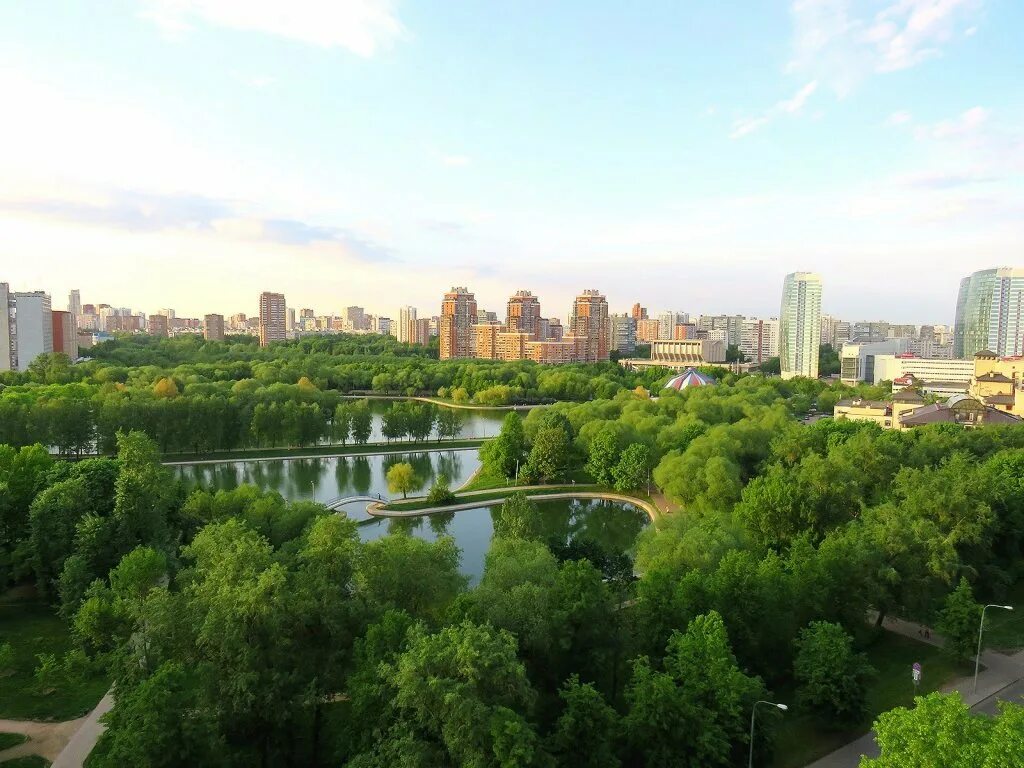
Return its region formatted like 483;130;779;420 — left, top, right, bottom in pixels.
0;188;395;262
730;80;817;139
141;0;404;57
886;109;913;125
441;154;471;167
789;0;982;93
921;105;989;139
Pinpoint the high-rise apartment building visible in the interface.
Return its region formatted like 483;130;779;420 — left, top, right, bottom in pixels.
631;303;648;320
147;314;169;338
286;307;296;331
68;289;81;323
698;315;744;347
954;267;1024;358
609;313;636;355
779;272;822;380
204;314;225;341
258;292;287;347
13;291;53;371
51;310;77;358
0;283;16;371
547;318;564;341
345;306;367;331
739;318;779;364
570;290;610;362
398;306;417;344
636;318;661;343
439;287;477;359
412;318;431;346
506;291;541;340
657;311;688;341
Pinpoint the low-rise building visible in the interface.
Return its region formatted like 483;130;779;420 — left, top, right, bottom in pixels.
620;338;725;372
839;339;912;385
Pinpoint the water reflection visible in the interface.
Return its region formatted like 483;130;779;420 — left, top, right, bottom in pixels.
173;449;481;503
173;450;648;585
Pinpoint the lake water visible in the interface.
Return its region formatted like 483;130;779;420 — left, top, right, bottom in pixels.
172;448;649;583
347;399;512;443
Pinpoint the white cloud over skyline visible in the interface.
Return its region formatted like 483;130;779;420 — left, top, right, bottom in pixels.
141;0;404;56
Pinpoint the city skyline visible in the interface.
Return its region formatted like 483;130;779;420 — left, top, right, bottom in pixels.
2;2;1022;320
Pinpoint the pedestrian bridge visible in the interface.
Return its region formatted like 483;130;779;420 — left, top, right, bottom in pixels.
323;494;388;511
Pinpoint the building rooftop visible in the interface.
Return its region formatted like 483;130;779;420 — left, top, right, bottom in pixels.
892;389;926;403
664;367;717;390
976;372;1013;383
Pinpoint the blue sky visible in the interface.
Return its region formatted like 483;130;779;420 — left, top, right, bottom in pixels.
1;0;1021;323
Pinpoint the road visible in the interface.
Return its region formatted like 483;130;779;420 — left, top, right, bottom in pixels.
807;620;1024;767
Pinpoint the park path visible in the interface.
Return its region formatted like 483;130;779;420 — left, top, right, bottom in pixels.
370;486;661;522
0;715;87;763
806;618;1024;767
52;690;114;768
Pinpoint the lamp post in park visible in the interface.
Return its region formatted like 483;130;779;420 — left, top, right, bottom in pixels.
749;700;788;768
974;604;1014;693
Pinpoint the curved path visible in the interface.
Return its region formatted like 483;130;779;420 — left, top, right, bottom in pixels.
324;494;387;510
365;488;660;522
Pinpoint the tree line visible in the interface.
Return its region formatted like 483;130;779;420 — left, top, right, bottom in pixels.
3;351;1022;764
0;335;680;454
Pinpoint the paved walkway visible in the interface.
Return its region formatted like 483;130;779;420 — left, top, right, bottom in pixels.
0;715;88;763
806;619;1024;767
369;486;660;521
52;690;114;768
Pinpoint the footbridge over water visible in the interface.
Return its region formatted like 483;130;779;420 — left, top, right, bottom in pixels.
323;494;388;511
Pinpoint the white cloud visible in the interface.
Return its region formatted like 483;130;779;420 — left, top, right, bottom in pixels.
779;80;819;113
789;0;981;92
924;105;989;139
141;0;404;56
729;117;770;139
729;80;817;139
886;109;913;125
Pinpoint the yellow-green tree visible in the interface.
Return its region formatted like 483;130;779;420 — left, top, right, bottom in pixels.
386;462;418;499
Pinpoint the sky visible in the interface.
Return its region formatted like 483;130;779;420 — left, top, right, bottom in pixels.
1;0;1022;324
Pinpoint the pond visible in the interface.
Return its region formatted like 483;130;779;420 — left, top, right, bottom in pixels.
173;448;649;583
346;399;513;442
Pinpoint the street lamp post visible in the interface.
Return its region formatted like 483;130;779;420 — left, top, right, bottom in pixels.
974;604;1013;694
749;700;788;768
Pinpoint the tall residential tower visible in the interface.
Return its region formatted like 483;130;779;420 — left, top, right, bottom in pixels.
779;272;822;380
258;291;287;347
440;287;478;359
954;267;1024;358
570;290;610;362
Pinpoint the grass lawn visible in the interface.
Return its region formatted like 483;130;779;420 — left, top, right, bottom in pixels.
0;756;51;767
0;599;109;721
984;580;1024;652
771;630;967;768
0;734;27;751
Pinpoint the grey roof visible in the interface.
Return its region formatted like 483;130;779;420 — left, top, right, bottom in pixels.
976;372;1013;383
892;389;925;403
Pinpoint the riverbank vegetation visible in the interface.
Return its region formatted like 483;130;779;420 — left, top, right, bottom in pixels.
1;347;1023;764
0;336;674;456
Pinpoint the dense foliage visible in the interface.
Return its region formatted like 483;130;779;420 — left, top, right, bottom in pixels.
0;336;674;455
1;347;1022;766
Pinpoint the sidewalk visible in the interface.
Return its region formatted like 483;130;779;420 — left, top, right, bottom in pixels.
806;619;1024;767
52;690;114;768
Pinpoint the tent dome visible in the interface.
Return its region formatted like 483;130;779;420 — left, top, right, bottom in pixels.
664;368;717;391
